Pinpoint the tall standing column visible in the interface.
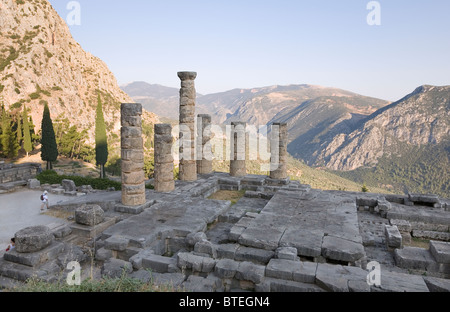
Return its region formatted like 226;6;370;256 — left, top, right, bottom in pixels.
270;122;288;180
154;124;175;192
197;114;213;175
178;71;197;181
121;103;146;206
230;121;247;177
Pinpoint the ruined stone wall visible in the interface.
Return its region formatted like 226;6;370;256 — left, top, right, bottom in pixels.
0;163;41;184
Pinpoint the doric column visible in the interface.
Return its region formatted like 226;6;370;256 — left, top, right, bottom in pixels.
178;71;197;181
154;124;175;192
121;103;146;206
270;122;288;180
230;121;247;177
197;114;213;175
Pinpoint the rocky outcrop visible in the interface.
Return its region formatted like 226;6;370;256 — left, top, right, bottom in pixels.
0;0;158;143
316;85;450;170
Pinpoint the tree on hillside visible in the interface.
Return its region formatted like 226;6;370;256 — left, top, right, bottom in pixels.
16;115;22;145
41;103;58;170
1;106;20;159
23;106;33;157
95;94;108;179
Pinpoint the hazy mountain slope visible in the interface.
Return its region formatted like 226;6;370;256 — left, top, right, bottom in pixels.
0;0;158;145
317;85;450;171
121;82;180;120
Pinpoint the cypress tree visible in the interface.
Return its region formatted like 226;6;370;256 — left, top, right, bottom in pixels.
23;106;32;157
95;94;108;178
41;103;58;170
0;104;4;152
17;114;22;145
1;108;19;159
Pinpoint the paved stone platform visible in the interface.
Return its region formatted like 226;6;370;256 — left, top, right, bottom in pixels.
2;173;449;292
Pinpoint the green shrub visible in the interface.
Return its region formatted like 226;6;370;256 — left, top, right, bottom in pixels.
37;170;122;190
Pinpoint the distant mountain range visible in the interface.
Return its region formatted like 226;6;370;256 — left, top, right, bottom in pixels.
122;82;449;197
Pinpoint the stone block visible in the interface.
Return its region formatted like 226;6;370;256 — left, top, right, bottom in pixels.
266;259;296;281
104;236;130;252
4;241;64;267
51;225;72;239
321;235;365;262
394;247;439;272
69;217;115;239
373;270;429;292
182;275;220;293
265;278;325;292
61;179;77;192
185;232;207;246
356;197;378;207
430;241;450;264
27;179;40;189
408;193;440;204
276;247;298;261
423;276;450;292
235;246;274;265
279;228;323;258
177;252;215;273
51;188;65;195
384;225;403;249
75;204;104;226
95;247;113;261
390;219;412;232
142;254;177;273
215;259;239;279
412;230;450;241
238;224;285;251
216;244;238;259
101;259;133;278
194;241;215;256
129;249;155;270
293;262;318;284
14;226;54;253
235;261;266;284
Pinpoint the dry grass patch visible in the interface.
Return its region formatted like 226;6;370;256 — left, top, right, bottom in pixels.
43;209;74;220
208;190;246;205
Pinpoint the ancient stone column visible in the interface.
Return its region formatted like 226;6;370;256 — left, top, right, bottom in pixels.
121;103;146;206
154;124;175;192
230;121;247;177
197;114;213;175
178;71;197;181
270;122;288;180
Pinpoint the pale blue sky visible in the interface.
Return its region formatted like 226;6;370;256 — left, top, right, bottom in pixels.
49;0;450;101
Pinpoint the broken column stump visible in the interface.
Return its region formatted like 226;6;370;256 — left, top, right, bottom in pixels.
121;103;146;207
154;124;175;193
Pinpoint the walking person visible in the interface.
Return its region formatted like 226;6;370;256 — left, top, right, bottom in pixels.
40;190;49;212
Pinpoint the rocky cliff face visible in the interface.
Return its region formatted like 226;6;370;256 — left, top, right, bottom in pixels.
317;85;450;170
0;0;157;143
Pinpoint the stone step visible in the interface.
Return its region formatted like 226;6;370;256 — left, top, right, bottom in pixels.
257;277;325;292
394;247;449;276
141;254;178;273
429;241;450;264
266;259;317;284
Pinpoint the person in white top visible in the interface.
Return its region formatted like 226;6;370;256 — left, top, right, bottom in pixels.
5;238;15;252
40;190;49;212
